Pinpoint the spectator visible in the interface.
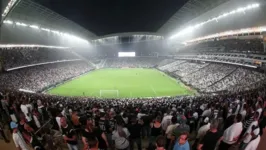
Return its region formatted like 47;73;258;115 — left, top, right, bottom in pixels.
172;114;190;140
165;116;179;149
161;110;172;133
259;108;266;135
141;114;152;138
10;121;29;150
128;117;143;150
71;110;81;129
20;99;33;123
219;114;243;150
149;116;162;147
0;124;10;143
155;135;166;150
256;101;263;119
241;104;247;119
242;105;256;136
112;122;130;150
193;117;210;149
240;111;260;149
173;132;190;150
82;118;109;150
202;105;211;118
32;109;41;129
244;126;261;150
197;119;222;150
196;117;210;141
86;137;99;150
60;117;78;150
98;112;110;134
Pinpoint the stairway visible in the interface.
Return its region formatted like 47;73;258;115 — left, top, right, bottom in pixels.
207;67;238;88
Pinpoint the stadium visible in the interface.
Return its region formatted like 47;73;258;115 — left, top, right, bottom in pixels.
0;0;266;150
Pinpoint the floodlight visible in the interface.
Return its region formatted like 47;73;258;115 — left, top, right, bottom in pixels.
252;3;260;8
3;20;13;24
185;25;266;44
30;25;39;29
2;0;17;17
229;10;236;14
51;30;60;34
221;13;229;17
169;3;260;40
6;19;89;45
16;22;28;27
236;7;244;12
41;28;50;32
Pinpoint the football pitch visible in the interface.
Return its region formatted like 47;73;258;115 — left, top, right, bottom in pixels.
47;68;196;98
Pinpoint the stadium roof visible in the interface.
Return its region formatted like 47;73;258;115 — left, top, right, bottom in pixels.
158;0;230;36
5;0;96;39
34;0;189;36
3;0;264;44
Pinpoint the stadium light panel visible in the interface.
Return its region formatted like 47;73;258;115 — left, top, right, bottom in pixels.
185;26;266;44
2;0;17;17
51;30;60;34
169;3;260;40
229;10;236;14
3;20;13;24
29;25;40;29
5;20;89;45
16;22;28;27
41;28;50;32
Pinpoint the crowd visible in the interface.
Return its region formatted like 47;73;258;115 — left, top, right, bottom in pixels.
0;48;266;150
173;62;208;77
0;79;266;150
205;68;266;93
158;60;186;72
157;59;176;67
0;48;78;69
0;61;93;92
159;61;266;93
186;64;236;89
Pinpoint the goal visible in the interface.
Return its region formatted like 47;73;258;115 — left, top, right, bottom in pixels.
99;90;119;98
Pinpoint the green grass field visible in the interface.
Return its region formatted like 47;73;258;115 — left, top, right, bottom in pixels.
47;68;196;98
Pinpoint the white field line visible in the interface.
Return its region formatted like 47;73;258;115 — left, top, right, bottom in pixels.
150;85;157;96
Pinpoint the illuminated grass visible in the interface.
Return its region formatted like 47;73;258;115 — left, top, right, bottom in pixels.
47;68;195;98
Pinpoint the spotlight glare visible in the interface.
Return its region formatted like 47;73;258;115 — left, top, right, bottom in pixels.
3;20;13;24
16;22;28;27
169;3;260;40
30;25;39;29
41;28;51;32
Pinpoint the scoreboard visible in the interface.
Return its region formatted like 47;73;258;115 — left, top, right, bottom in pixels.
118;52;135;57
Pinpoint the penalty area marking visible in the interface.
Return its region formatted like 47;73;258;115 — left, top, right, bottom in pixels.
150;85;157;96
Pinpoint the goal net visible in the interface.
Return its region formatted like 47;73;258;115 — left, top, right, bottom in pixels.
99;90;119;98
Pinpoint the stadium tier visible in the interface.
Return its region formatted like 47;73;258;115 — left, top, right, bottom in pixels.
0;48;79;69
0;49;265;95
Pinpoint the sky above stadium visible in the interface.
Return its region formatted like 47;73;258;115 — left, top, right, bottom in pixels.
35;0;188;36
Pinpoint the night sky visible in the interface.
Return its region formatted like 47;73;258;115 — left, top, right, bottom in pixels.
35;0;188;36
